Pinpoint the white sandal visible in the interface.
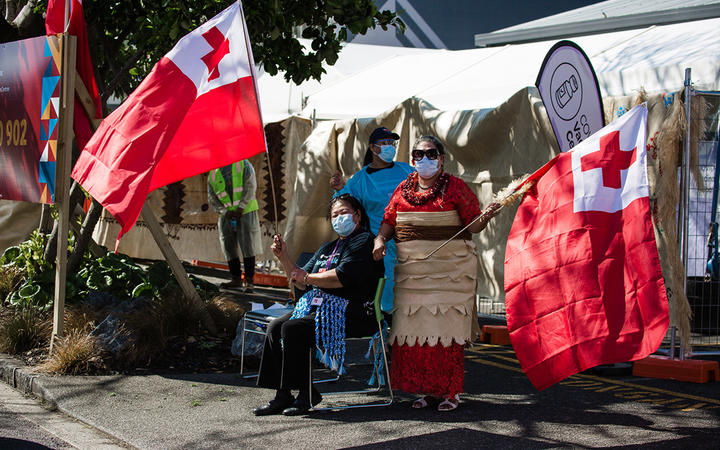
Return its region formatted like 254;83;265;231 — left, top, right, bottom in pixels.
437;394;459;411
412;396;434;409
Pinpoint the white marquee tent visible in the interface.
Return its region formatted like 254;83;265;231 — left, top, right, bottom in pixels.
258;17;720;121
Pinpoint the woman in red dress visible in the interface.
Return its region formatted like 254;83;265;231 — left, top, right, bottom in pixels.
373;135;499;411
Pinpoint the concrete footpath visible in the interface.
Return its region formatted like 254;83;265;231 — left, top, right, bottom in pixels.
2;342;719;449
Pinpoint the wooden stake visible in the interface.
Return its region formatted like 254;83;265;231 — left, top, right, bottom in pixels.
140;202;217;335
51;34;77;353
74;70;101;129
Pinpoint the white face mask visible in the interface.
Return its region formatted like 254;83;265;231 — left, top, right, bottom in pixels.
415;157;440;178
377;145;396;163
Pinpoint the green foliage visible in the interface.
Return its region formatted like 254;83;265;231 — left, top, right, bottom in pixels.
31;0;403;98
1;231;51;279
1;231;53;310
2;234;218;312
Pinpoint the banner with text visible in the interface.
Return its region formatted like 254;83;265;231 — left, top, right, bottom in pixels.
0;35;62;204
536;40;605;153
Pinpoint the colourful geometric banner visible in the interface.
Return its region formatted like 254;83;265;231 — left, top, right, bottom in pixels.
0;35;62;204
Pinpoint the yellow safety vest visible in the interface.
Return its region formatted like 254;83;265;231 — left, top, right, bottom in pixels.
209;161;259;214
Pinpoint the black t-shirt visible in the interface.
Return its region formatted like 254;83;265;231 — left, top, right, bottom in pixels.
302;228;384;304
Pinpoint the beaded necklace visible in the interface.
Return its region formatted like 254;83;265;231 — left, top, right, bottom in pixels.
402;171;450;206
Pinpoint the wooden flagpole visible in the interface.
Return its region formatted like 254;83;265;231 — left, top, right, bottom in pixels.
51;33;77;352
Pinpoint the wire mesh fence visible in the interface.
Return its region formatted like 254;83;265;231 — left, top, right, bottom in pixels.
477;296;505;319
685;90;720;354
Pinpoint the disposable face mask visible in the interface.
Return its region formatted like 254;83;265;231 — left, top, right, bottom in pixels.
378;145;396;163
415;157;440;178
332;213;356;237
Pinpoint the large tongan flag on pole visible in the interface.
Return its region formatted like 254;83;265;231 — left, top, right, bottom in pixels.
71;1;265;240
504;104;669;390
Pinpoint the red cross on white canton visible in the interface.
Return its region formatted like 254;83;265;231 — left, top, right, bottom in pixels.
580;131;637;190
570;105;649;214
201;26;230;81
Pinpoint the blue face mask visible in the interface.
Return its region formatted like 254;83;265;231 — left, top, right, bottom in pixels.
332;213;357;237
415;156;440;178
378;145;396;163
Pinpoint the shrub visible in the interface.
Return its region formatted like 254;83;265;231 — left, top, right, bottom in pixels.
207;295;246;337
118;307;167;367
0;231;50;279
64;303;99;335
153;289;205;338
0;308;51;354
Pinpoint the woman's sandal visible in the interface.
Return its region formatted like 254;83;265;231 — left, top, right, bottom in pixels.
437;394;459;412
411;396;435;409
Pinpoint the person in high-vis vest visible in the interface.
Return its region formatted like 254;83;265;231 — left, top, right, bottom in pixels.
208;160;263;292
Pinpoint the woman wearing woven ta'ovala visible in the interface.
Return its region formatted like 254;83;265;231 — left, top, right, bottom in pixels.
373;135;500;411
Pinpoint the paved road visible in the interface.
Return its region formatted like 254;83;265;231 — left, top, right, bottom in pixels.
0;382;127;449
11;342;717;449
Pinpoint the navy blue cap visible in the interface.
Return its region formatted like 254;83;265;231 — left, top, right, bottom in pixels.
369;127;400;145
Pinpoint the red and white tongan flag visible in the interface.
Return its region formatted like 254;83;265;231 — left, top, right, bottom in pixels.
71;1;265;241
504;104;669;390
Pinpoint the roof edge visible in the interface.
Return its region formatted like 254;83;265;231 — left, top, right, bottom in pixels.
474;4;720;47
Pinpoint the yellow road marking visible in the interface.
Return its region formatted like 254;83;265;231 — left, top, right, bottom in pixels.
465;356;525;373
575;373;720;406
468;348;720;406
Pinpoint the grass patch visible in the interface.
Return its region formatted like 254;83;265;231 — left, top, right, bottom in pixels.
0;307;50;353
119;309;167;368
0;266;25;303
39;330;102;375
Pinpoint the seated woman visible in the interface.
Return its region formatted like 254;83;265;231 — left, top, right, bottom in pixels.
254;194;384;416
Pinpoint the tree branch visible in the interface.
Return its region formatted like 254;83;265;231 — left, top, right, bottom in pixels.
101;46;146;102
10;0;37;29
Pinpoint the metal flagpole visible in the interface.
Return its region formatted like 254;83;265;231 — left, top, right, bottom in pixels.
678;68;693;360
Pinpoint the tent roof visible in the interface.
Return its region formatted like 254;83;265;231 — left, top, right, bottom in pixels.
257;17;720;122
491;0;720;33
256;40;434;123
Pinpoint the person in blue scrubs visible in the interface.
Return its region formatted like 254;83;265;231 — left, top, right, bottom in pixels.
330;127;415;313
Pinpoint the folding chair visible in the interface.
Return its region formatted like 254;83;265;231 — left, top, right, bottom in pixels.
310;278;394;410
239;305;295;378
239;252;315;379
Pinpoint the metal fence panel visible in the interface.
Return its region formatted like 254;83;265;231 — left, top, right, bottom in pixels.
685;91;720;354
